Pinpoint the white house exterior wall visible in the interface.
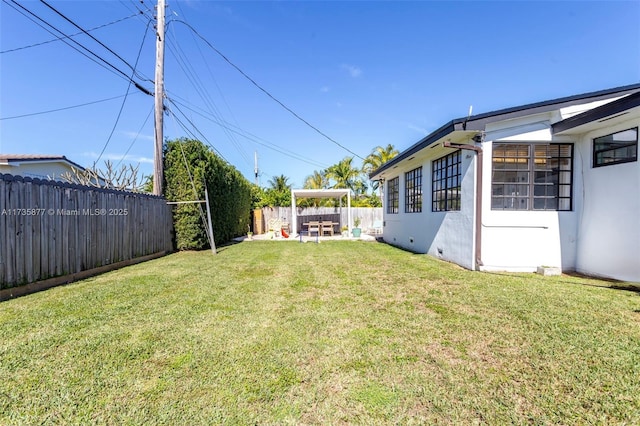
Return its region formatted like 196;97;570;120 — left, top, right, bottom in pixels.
573;117;640;282
382;147;476;270
375;86;640;281
480;119;579;273
0;162;75;181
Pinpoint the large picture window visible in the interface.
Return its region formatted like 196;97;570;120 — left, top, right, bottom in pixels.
593;127;637;167
492;143;573;211
405;167;422;213
432;150;461;212
387;177;399;214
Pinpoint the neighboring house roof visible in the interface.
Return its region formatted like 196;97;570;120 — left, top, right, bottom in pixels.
370;83;640;180
0;154;88;172
552;90;640;135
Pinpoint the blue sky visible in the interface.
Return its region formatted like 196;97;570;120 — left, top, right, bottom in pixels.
1;0;639;190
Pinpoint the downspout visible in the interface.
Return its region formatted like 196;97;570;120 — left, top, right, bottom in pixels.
443;137;484;270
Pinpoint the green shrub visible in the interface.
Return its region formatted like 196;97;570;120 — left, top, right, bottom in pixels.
164;138;251;250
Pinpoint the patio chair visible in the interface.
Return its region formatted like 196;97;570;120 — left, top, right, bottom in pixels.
308;221;320;237
321;221;334;236
368;220;383;234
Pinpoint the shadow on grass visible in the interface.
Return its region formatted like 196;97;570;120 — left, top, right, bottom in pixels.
563;271;640;294
215;239;244;253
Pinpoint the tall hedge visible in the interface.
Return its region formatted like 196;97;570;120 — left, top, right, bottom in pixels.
164;138;252;250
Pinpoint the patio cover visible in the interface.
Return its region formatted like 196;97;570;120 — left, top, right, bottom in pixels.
290;189;352;237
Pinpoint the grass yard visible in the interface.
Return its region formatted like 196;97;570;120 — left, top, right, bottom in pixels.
1;240;639;424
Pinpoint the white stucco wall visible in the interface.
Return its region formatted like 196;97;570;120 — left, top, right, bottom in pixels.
479;119;579;272
382;145;476;270
0;162;75;181
573;118;640;282
379;93;638;279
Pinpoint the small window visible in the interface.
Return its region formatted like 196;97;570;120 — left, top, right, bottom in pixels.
387;177;399;214
405;167;422;213
432;150;461;212
593;127;638;167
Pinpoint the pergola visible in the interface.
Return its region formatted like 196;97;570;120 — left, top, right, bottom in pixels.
290;189;352;237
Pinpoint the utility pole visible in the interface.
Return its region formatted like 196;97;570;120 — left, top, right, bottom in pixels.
254;151;259;185
153;0;165;196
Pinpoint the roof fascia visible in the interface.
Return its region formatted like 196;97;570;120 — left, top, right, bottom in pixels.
1;156;86;171
369;83;640;180
552;91;640;134
369;120;461;179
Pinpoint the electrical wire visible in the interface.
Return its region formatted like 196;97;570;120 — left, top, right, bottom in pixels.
168;2;252;168
164;28;252;169
4;0;153;96
0;93;139;121
165;94;329;169
95;19;152;164
114;104;154;168
169;18;366;161
0;13;139;54
125;0;154;22
39;0;153;83
165;100;230;164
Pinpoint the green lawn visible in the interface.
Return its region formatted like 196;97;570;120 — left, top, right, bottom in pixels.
1;240;639;424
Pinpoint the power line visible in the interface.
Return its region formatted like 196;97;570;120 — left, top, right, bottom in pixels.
122;0;154;22
170;0;251;164
39;0;153;83
3;0;127;82
0;93;139;121
166;94;329;169
4;0;153;96
96;19;152;164
115;105;154;168
164;21;252;168
165;100;230;164
169;18;366;161
0;13;139;54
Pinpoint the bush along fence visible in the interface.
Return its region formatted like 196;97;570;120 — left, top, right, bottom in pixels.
164;138;252;250
256;206;383;235
0;173;174;295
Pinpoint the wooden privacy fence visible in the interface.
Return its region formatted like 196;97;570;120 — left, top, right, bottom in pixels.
257;206;382;234
0;174;173;291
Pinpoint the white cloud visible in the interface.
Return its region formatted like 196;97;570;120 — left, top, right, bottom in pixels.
81;152;154;164
407;124;430;135
122;131;154;141
320;86;330;93
341;64;362;78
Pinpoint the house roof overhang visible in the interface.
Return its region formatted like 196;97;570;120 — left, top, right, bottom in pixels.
0;154;87;171
552;91;640;135
368;127;478;181
369;83;640;180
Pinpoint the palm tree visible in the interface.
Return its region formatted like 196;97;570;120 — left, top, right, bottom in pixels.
265;174;291;207
302;170;329;207
268;174;291;192
362;144;399;196
303;170;328;190
362;144;399;175
326;157;360;191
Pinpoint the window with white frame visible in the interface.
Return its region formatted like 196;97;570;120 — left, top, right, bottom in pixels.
405;167;422;213
492;143;573;211
593;127;637;167
432;150;461;212
387;177;399;214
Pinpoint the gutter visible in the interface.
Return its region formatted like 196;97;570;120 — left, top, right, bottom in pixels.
443;138;484;270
